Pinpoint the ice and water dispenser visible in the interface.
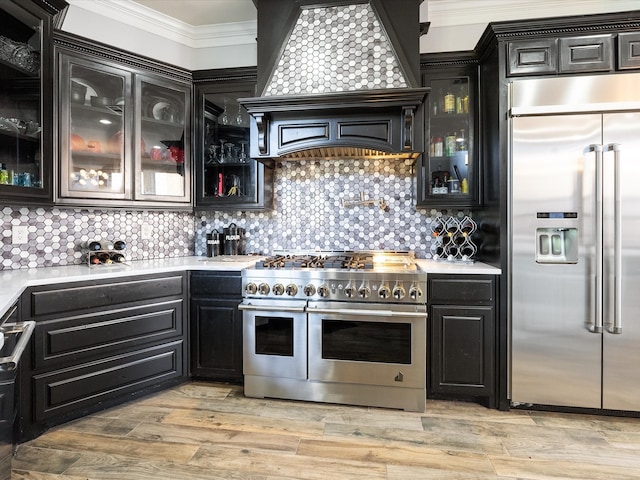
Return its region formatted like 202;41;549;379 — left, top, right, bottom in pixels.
535;213;578;264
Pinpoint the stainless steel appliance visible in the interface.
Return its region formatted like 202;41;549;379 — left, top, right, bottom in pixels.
509;73;640;411
239;251;427;411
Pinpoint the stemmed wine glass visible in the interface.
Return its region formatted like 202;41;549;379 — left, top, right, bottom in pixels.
226;142;235;163
219;100;230;126
218;139;227;163
234;103;248;127
238;141;248;163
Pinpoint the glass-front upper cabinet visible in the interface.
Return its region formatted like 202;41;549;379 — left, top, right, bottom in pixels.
195;76;272;210
136;76;189;202
418;61;479;208
0;0;54;203
57;46;191;207
59;57;130;200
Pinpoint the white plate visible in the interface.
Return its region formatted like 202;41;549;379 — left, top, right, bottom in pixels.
152;101;172;120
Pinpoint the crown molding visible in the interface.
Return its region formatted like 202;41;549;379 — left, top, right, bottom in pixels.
427;0;640;27
65;0;257;48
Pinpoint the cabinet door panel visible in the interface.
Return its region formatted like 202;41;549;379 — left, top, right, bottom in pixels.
559;34;614;73
619;32;640;70
59;55;131;199
136;75;190;202
190;298;243;382
430;305;493;395
507;39;557;76
33;340;184;422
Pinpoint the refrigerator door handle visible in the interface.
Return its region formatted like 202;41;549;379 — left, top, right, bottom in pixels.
606;143;623;334
589;144;604;334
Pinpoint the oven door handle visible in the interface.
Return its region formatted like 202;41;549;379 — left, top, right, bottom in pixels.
238;304;306;313
306;307;427;318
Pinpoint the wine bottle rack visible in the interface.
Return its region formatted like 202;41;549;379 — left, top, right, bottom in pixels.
429;215;477;263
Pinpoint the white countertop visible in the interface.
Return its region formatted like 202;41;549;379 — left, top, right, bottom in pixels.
0;255;501;318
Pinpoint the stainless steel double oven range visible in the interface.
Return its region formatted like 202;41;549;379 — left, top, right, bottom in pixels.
239;251;428;412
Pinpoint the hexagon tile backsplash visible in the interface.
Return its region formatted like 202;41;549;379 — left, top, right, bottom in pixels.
0;207;194;270
1;159;463;270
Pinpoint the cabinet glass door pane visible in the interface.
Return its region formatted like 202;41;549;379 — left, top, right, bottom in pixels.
202;92;255;202
0;4;43;189
427;77;471;198
64;63;127;197
138;80;187;199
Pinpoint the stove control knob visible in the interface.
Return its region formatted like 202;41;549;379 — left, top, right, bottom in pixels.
273;283;285;296
378;285;391;299
303;284;316;296
344;284;356;298
258;283;270;295
392;284;406;300
358;285;371;299
285;283;298;296
409;285;423;301
245;282;258;295
317;284;330;298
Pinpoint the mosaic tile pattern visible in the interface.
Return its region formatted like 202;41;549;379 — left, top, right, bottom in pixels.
196;159;466;259
264;3;408;96
1;162;467;271
0;207;194;270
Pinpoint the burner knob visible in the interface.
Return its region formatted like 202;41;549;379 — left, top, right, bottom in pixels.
303;284;316;296
409;285;423;301
358;285;371;299
344;284;356;298
245;282;258;295
258;283;271;295
378;285;391;299
392;285;406;300
272;283;285;295
285;284;298;296
317;284;330;298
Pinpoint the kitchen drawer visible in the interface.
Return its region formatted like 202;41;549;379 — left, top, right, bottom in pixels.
33;299;184;371
559;34;614;73
23;273;186;319
33;340;184;422
619;32;640;70
190;271;242;298
428;275;495;305
507;38;558;76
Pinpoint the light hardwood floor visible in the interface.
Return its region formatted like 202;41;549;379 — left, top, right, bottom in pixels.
12;382;640;479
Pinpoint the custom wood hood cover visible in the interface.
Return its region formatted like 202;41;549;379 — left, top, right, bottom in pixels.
240;0;428;163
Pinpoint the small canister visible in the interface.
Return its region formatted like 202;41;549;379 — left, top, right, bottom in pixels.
223;223;240;255
206;231;223;257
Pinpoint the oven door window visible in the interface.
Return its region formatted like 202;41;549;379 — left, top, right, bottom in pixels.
255;316;294;356
322;320;411;364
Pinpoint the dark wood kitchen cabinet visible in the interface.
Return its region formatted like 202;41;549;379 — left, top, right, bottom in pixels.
17;272;188;442
428;274;497;407
53;31;192;209
418;53;480;208
0;0;66;206
193;68;273;210
189;271;243;382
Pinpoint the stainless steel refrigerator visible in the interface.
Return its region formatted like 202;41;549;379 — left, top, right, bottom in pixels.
509;73;640;411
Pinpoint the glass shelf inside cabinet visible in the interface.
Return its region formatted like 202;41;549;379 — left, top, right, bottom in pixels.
67;64;126;195
139;81;186;197
0;6;43;188
427;77;470;198
202;94;255;200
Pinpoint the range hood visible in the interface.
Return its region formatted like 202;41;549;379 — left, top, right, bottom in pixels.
240;0;429;164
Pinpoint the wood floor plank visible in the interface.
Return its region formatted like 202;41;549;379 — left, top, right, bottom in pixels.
128;420;301;452
528;411;640;433
386;464;518;480
29;429;199;464
12;446;82;475
296;438;496;474
325;421;507;455
12;471;89;480
189;444;388;480
161;407;326;437
602;430;640;451
489;455;640;480
63;451;267;480
424;400;536;425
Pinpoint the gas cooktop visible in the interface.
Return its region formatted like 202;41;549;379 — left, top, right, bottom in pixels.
243;251;425;304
